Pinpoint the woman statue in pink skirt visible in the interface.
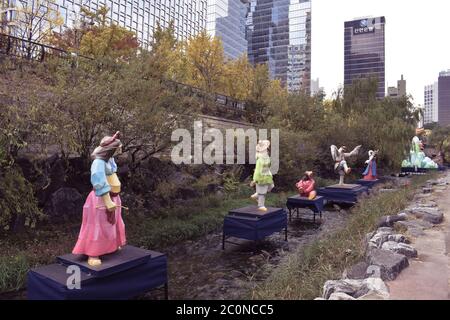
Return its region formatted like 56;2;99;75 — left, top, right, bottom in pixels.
72;131;126;266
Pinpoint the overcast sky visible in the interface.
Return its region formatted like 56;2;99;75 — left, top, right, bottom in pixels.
311;0;450;105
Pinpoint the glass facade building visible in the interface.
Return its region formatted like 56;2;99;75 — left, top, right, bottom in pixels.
0;0;20;35
1;1;15;33
7;0;207;49
207;0;247;60
344;16;386;99
424;82;438;125
438;70;450;126
246;0;312;93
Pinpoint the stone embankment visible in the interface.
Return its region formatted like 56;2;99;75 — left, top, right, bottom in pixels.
316;176;449;300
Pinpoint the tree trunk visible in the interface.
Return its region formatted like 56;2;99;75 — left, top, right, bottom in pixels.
9;213;25;233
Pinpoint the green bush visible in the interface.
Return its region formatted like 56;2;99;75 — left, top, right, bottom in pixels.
223;166;243;194
153;180;179;203
0;167;44;233
191;174;221;196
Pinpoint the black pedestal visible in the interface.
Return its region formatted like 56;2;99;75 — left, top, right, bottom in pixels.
286;195;325;222
318;184;369;204
356;179;380;188
27;245;168;300
223;206;287;250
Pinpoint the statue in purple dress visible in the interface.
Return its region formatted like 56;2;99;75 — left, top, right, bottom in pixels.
363;150;378;181
72;131;126;266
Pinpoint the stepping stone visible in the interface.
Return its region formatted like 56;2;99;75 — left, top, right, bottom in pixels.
381;241;418;258
367;249;409;281
377;213;407;228
422;188;433;194
328;292;356;300
343;262;369;280
407;207;444;225
322;279;364;299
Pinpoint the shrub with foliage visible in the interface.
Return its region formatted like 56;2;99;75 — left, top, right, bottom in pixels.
0;253;30;293
0;167;43;232
265;78;419;189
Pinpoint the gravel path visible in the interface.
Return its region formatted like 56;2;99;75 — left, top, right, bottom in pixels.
387;173;450;300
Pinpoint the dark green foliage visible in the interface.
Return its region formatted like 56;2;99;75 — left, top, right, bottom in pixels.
0;167;43;233
429;125;450;163
266;78;419;189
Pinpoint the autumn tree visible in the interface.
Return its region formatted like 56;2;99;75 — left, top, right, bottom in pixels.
105;53;199;171
33;61;117;165
78;6;139;60
8;0;63;58
48;8;86;53
148;21;186;81
242;63;288;123
222;55;253;100
185;31;225;94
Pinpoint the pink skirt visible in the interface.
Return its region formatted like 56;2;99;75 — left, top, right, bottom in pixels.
72;191;126;257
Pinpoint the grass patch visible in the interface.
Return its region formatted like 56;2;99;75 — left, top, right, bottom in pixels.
0;254;29;293
251;174;433;300
127;187;286;249
0;185;286;294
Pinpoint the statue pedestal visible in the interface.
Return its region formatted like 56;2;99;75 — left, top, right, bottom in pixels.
318;184;368;204
27;246;168;300
223;206;287;249
286;195;325;223
357;179;380;188
402;167;447;174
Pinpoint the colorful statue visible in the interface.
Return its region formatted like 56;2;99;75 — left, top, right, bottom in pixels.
296;171;317;200
250;140;274;212
72;132;126;266
401;129;438;169
363;150;378;181
330;145;362;185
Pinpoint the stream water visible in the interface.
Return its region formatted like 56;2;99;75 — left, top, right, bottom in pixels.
143;206;350;300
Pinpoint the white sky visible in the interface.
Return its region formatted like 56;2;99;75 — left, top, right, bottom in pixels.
311;0;450;105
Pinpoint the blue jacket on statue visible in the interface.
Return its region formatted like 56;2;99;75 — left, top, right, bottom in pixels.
91;158;118;196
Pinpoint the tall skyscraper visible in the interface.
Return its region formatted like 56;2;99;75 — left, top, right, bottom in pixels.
6;0;207;49
344;16;386;99
424;82;439;125
438;70;450;126
246;0;312;93
207;0;248;60
397;74;406;97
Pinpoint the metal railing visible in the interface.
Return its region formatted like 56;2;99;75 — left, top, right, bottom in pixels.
160;78;246;112
0;32;92;62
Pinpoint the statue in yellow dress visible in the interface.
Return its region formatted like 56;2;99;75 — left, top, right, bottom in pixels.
250;140;274;212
